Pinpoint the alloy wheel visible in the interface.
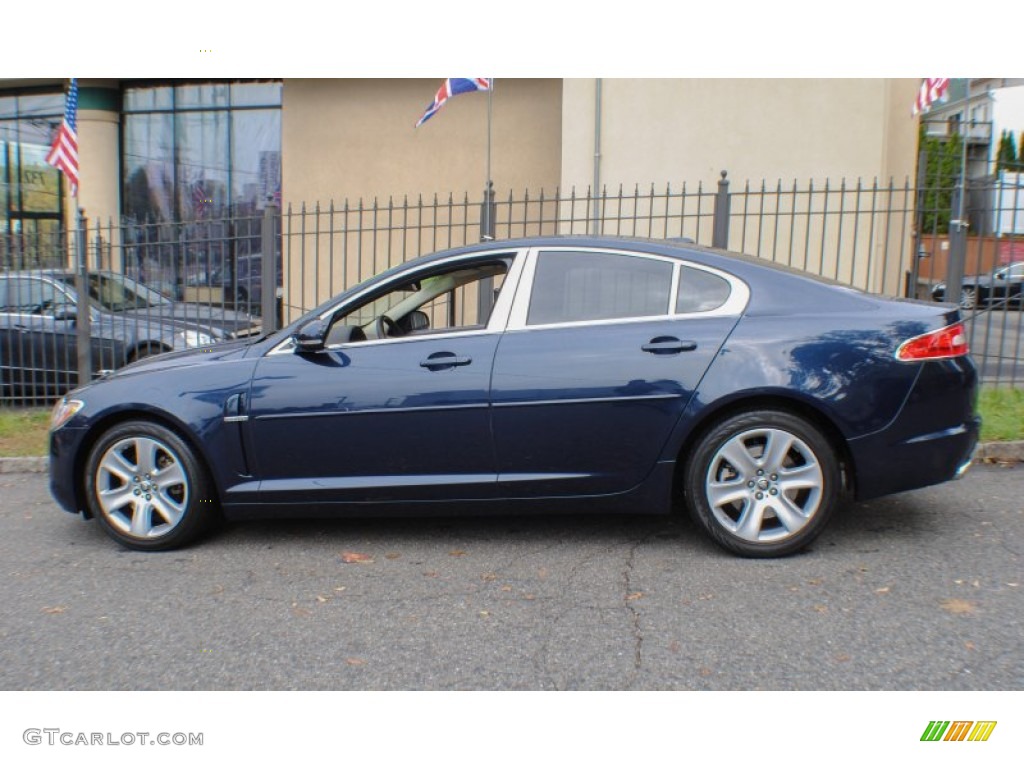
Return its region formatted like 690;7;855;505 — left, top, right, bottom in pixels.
704;427;825;544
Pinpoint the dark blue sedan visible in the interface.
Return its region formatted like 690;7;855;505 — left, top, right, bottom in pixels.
48;236;980;557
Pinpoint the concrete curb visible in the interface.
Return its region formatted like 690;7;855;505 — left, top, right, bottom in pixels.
0;456;49;474
2;441;1023;475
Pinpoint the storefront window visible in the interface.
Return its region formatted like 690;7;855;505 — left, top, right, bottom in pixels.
122;81;282;223
0;90;65;268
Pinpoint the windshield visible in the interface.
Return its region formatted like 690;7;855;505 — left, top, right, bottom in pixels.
57;272;174;312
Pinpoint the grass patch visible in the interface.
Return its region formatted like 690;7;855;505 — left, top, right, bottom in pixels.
0;388;1022;459
0;407;51;457
979;387;1024;443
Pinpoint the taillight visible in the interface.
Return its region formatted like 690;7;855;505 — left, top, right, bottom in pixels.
896;322;969;361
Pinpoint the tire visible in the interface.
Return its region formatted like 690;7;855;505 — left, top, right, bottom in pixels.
84;420;215;551
959;287;978;311
684;410;839;558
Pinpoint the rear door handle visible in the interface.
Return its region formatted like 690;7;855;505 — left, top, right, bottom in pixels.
642;337;697;354
420;352;472;370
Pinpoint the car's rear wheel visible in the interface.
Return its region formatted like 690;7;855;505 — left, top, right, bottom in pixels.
84;421;214;550
684;410;839;557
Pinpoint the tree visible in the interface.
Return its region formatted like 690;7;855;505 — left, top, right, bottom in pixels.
918;125;963;234
996;129;1018;172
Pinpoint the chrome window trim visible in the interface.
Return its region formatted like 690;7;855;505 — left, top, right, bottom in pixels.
505;246;750;332
268;248;527;355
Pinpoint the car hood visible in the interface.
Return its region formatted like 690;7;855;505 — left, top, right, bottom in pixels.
97;337;258;381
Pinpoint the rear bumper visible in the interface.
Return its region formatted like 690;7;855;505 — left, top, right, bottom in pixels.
848;357;980;501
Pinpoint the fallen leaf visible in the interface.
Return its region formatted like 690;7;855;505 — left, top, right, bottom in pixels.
834;653;851;662
449;550;467;557
290;606;311;617
384;553;401;560
807;578;823;586
334;586;347;592
964;641;976;651
423;571;439;578
341;552;374;564
537;567;549;579
315;595;329;603
481;572;498;582
625;592;644;601
813;604;828;613
42;606;66;614
874;587;891;595
500;585;512;592
345;658;367;666
699;667;713;677
479;611;490;618
524;593;536;601
941;598;976;615
210;584;225;595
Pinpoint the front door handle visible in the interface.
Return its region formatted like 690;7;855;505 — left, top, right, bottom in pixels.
642;336;697;354
420;352;472;370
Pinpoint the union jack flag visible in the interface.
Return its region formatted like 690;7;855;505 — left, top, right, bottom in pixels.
912;78;950;116
415;78;492;127
45;78;79;195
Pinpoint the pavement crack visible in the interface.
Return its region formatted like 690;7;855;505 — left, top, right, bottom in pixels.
623;539;645;687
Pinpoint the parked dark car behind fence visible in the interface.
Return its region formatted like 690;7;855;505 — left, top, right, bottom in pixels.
1;270;261;401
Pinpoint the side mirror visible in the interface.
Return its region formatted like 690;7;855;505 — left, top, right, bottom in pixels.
294;318;328;352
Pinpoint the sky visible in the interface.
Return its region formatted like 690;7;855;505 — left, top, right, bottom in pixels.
992;86;1024;146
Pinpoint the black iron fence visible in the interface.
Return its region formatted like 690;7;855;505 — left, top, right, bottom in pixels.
2;172;1023;405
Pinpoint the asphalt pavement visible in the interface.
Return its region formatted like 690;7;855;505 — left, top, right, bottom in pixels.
0;465;1021;690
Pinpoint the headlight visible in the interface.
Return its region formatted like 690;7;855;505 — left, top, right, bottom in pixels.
175;330;216;348
50;398;84;431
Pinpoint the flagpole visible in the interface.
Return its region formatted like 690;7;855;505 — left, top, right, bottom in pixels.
483;78;494;241
486;79;493;195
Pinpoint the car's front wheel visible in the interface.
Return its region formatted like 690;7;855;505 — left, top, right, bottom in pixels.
959;287;978;310
684;410;839;557
84;421;215;550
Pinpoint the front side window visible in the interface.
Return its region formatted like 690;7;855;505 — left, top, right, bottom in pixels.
327;259;510;344
527;250;673;326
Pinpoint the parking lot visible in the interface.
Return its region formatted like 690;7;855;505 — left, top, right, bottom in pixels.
1;465;1021;690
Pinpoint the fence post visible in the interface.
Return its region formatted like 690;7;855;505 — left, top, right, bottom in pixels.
74;209;92;386
480;181;496;242
712;170;731;249
261;204;280;332
947;179;968;307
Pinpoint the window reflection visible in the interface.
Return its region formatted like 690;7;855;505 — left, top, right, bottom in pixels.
122;81;282;223
0;91;65;268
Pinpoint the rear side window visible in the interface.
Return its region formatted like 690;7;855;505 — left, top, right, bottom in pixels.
527;250;673;326
675;265;731;313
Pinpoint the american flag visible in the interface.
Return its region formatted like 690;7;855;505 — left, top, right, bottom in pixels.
415;78;492;127
912;78;950;117
45;78;79;195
